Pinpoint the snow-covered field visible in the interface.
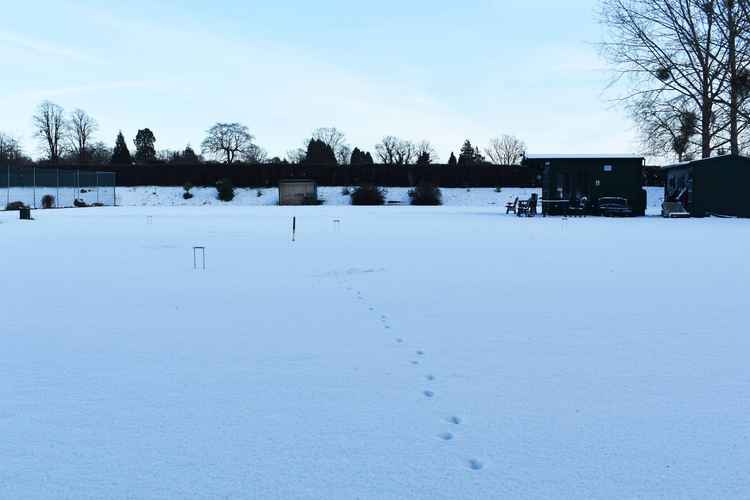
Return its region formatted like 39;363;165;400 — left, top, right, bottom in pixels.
2;204;748;499
4;186;668;216
112;186;666;214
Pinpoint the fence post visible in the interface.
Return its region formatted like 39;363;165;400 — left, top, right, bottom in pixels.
96;172;100;204
113;172;117;206
6;165;9;208
33;167;36;209
56;168;60;208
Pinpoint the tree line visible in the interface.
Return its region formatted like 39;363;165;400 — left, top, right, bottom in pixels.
601;0;750;161
0;101;527;168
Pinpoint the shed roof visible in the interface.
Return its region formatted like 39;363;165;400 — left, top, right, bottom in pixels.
662;154;750;170
525;154;644;160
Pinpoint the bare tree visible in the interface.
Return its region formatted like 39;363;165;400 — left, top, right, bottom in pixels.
33;101;67;162
312;127;351;164
286;147;307;163
201;123;258;164
0;132;23;163
485;135;526;165
715;0;750;155
600;0;730;159
244;143;268;164
375;136;399;165
68;109;98;162
416;141;439;163
375;136;417;165
336;144;352;165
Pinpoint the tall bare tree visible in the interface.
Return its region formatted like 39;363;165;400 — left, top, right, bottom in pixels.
375;136;416;165
201;123;258;164
0;132;23;164
33;101;67;162
68;109;98;162
715;0;750;155
600;0;730;159
485;135;526;165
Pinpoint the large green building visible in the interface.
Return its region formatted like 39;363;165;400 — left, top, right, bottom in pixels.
664;155;750;218
523;155;647;216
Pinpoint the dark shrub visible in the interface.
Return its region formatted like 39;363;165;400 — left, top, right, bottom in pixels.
183;182;194;200
41;194;55;209
351;184;385;206
409;182;443;206
495;186;503;193
5;201;27;211
216;178;235;202
341;186;351;196
74;199;89;208
257;189;263;198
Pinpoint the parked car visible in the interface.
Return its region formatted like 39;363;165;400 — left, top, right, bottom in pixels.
598;197;633;217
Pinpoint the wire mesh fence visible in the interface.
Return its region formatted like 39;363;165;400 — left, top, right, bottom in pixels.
1;166;116;209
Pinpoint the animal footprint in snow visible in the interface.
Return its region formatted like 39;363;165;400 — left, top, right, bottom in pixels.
411;361;420;366
416;350;424;356
438;432;454;441
448;416;461;425
396;338;404;344
468;459;484;471
423;390;435;398
425;375;435;381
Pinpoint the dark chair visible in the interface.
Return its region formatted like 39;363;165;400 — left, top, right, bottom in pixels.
506;197;519;214
528;194;538;217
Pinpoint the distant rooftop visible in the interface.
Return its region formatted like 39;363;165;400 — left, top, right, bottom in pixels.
662;154;750;169
525;154;644;160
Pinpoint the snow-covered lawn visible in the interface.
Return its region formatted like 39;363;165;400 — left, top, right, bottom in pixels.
4;186;668;215
2;205;748;499
112;186;667;214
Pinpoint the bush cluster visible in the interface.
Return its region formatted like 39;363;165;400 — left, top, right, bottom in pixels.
216;178;235;202
41;195;56;209
408;182;443;206
183;182;194;200
5;201;28;211
351;184;385;205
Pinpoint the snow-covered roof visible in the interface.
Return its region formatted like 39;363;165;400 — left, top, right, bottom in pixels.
525;154;644;160
662;154;750;169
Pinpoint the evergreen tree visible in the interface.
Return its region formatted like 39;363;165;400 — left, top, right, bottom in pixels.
182;144;199;162
448;152;458;167
416;151;432;167
304;139;337;165
350;147;363;165
350;147;375;166
134;128;157;163
111;131;132;165
458;140;475;167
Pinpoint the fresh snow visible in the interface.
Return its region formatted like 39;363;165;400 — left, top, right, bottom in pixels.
2;202;748;499
106;186;667;215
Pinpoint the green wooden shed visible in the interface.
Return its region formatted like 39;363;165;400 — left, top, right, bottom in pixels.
663;155;750;218
523;155;647;216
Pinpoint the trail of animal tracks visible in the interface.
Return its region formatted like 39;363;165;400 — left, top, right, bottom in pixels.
2;205;749;499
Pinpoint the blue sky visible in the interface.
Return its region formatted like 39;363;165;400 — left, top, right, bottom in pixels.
0;0;639;161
